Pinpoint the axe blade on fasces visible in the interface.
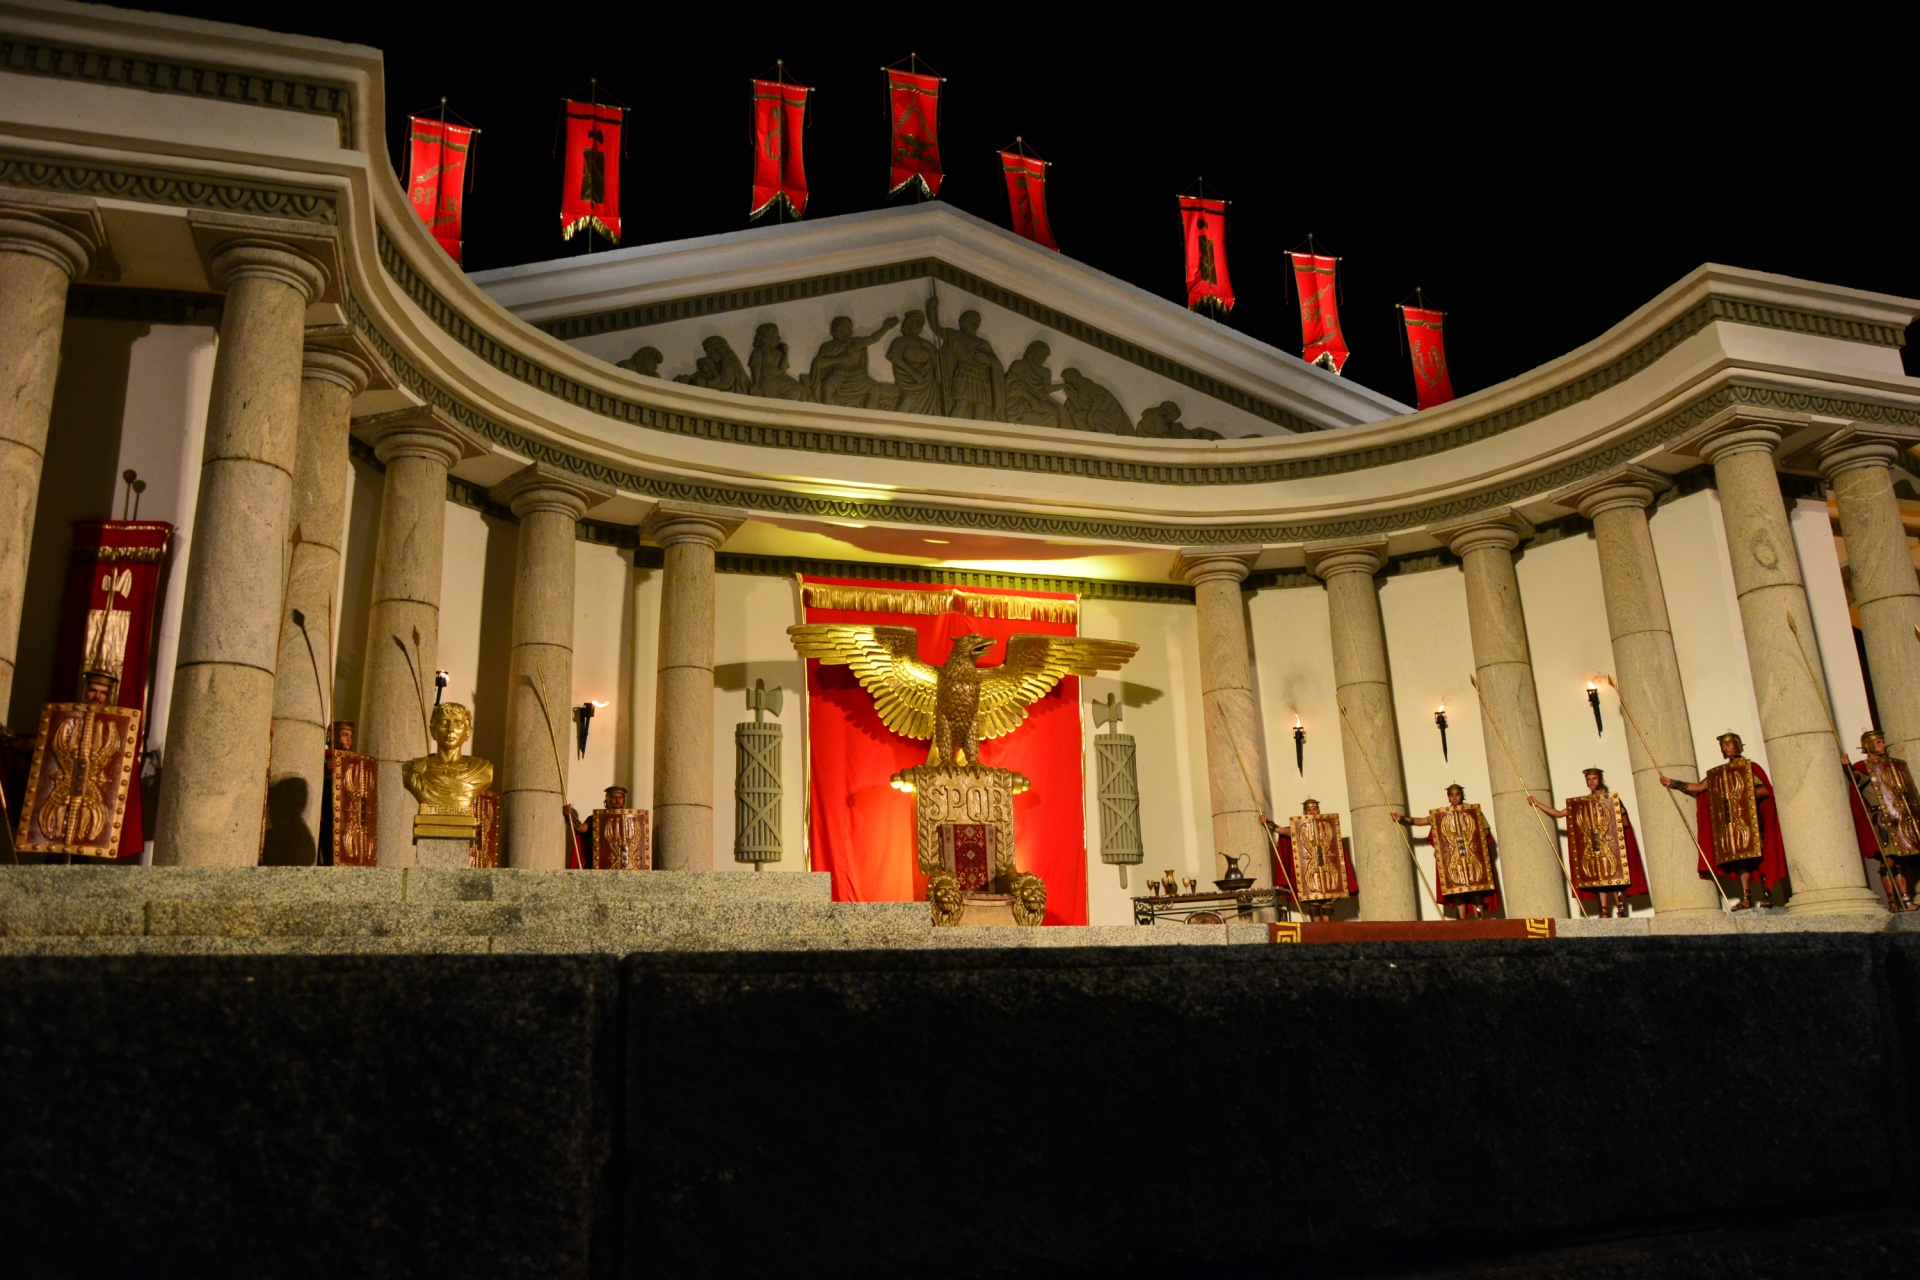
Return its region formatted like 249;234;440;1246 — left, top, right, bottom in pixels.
1091;694;1120;730
765;685;784;718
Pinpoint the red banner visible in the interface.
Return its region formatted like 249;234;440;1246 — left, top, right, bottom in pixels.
887;70;943;197
1179;197;1233;315
49;520;172;858
798;578;1087;926
406;116;474;264
1290;253;1349;373
1401;305;1455;409
1000;151;1056;250
750;79;810;219
560;101;624;243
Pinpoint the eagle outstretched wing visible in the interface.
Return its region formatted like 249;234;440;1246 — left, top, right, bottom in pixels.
787;624;941;740
977;634;1138;740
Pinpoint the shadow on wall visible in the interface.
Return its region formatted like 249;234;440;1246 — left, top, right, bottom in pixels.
332;454;384;727
467;513;518;767
11;318;144;731
260;777;315;867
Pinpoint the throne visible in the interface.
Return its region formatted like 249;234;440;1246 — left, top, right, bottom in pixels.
894;763;1046;927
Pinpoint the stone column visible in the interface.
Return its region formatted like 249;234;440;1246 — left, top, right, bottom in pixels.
1304;539;1420;919
154;225;330;866
1432;511;1567;918
262;335;374;864
0;191;108;723
1173;547;1271;886
355;407;475;866
1556;467;1720;916
1691;411;1878;913
1818;426;1920;762
644;502;745;872
493;464;611;869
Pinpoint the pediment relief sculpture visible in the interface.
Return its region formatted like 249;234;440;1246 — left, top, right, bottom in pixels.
628;293;1254;439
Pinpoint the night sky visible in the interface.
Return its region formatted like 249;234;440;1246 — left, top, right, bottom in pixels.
171;3;1917;404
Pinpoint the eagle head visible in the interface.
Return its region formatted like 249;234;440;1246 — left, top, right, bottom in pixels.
948;633;997;666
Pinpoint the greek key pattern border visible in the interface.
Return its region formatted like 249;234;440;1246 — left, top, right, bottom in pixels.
0;35;355;145
0;154;338;224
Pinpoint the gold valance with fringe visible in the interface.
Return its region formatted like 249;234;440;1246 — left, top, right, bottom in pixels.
799;582;1077;624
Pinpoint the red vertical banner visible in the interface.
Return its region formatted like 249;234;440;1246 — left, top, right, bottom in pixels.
406;117;474;264
887;70;943;197
1178;197;1234;316
999;150;1057;250
49;520;173;858
560;101;624;243
1289;253;1350;373
1400;305;1455;409
750;79;810;219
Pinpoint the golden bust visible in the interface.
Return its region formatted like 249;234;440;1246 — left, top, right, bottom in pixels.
403;703;493;839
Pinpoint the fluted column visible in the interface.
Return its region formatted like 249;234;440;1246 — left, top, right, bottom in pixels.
1557;467;1719;915
1173;547;1270;886
155;228;330;866
1305;539;1420;919
0;190;108;724
644;502;745;872
355;407;475;866
1433;511;1567;918
1819;426;1920;763
1691;412;1877;912
494;464;611;869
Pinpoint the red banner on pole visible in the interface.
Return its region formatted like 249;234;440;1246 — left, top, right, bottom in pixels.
887;70;942;197
1000;150;1056;250
1290;252;1350;373
750;79;810;219
406;116;474;264
1400;305;1455;409
560;101;624;243
1178;197;1233;316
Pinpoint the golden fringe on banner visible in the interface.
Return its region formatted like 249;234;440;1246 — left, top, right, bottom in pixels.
801;584;1077;624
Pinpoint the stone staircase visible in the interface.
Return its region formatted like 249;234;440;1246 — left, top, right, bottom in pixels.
0;867;1255;954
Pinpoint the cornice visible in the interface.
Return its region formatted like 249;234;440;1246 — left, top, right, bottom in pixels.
0;31;354;144
66;282;220;325
0;152;336;223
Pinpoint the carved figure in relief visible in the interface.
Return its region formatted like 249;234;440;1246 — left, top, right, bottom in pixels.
748;323;811;401
925;297;1005;420
674;335;753;395
1003;341;1065;428
810;315;900;408
886;311;946;416
1136;400;1224;440
616;346;663;376
1060;368;1131;435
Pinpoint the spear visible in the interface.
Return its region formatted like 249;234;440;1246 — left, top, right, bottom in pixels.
1785;614;1888;903
391;633;433;749
1601;674;1731;907
1207;698;1284;914
1468;674;1588;916
1333;693;1444;913
525;666;585;869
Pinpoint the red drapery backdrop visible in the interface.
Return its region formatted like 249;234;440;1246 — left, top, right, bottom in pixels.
1179;196;1234;316
1291;252;1350;373
887;70;943;197
1000;150;1057;250
799;577;1087;925
560;101;624;242
750;78;810;219
1400;304;1455;409
406;116;474;263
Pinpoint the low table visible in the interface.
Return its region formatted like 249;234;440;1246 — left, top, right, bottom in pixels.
1132;888;1282;926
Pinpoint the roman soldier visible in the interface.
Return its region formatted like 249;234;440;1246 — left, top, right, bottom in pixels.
1661;732;1788;910
1396;784;1501;919
1528;767;1649;918
567;785;649;871
320;720;377;867
1854;730;1920;911
1260;799;1359;923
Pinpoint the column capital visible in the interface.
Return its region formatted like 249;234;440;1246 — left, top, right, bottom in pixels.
303;324;388;397
1676;406;1807;465
1814;423;1920;483
491;462;612;521
640;500;746;550
0;188;115;281
1171;545;1261;587
1303;537;1388;581
353;405;481;469
1430;508;1534;558
188;210;337;305
1552;464;1674;520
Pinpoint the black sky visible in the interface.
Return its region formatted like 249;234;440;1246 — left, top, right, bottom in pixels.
170;3;1919;403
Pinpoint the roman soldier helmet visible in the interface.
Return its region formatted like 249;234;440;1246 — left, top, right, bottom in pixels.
1445;782;1465;796
1583;766;1605;777
1717;732;1743;749
1862;729;1887;749
1301;797;1320;808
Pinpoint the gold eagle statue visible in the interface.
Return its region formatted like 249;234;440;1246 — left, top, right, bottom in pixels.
788;625;1138;768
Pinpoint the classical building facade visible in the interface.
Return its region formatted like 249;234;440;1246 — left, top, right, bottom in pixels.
3;0;1918;927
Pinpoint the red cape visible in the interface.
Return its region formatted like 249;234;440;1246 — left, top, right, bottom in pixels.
1847;761;1882;859
1696;761;1789;888
1270;828;1361;901
1575;805;1650;901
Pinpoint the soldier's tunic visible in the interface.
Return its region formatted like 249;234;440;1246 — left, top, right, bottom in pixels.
1855;754;1920;869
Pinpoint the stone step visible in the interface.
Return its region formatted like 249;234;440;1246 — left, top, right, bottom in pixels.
0;865;833;905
